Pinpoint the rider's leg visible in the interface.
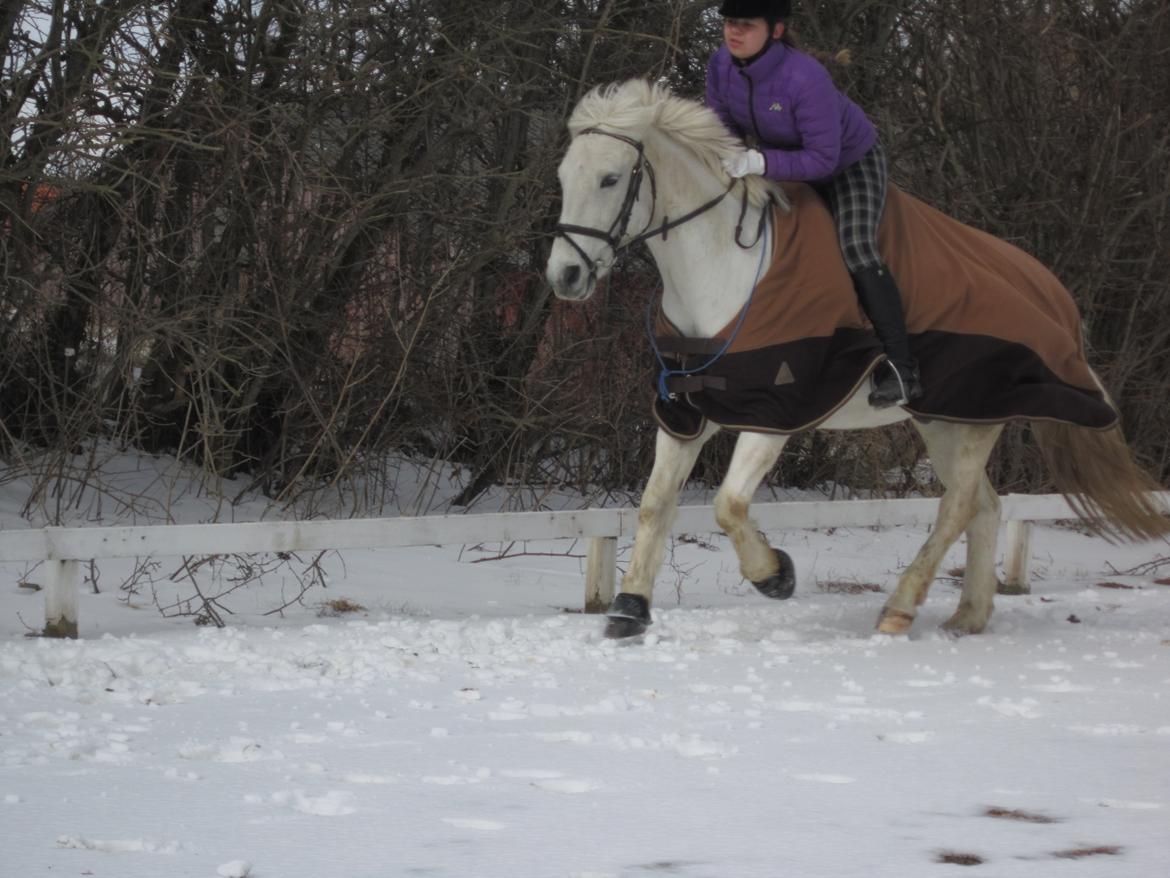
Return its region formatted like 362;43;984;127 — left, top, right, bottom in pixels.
851;264;921;407
821;142;922;408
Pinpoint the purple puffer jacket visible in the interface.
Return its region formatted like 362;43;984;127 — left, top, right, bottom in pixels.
706;42;877;183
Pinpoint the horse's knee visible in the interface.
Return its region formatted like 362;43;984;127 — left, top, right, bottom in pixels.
637;483;678;527
714;493;750;534
637;500;668;528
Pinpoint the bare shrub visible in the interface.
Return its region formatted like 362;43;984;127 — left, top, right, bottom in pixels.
2;1;1165;515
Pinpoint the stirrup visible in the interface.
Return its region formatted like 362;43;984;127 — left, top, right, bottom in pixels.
869;361;921;408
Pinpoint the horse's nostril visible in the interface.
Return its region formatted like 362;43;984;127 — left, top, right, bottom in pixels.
562;265;581;287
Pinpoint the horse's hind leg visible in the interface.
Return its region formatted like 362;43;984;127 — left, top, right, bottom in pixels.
714;431;793;594
877;421;1003;635
606;422;720;638
942;473;1002;634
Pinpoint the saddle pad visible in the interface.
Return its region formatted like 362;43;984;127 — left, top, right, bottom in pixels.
653;182;1118;439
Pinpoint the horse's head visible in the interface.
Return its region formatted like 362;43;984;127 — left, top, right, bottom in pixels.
546;126;654;301
546;80;783;303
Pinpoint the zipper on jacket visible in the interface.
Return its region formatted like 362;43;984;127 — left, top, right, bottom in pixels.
739;69;764;146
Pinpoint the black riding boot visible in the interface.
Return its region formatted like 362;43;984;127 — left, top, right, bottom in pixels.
851;264;923;408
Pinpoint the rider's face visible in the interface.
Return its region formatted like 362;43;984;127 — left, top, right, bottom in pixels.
723;17;783;59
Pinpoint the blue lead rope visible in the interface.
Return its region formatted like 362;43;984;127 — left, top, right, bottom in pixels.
646;224;771;401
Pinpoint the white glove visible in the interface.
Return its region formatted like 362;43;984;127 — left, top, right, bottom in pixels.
721;148;766;178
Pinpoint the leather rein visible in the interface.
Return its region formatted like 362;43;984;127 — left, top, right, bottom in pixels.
554;127;768;282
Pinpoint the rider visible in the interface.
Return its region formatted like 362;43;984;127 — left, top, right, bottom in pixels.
706;0;922;407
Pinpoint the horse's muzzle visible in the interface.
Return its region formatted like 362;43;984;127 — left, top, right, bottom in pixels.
547;263;595;301
560;264;581;289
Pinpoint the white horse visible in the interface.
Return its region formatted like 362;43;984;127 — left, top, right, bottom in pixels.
545;80;1166;640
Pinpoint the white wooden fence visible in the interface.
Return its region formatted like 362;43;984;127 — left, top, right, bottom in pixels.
2;493;1164;638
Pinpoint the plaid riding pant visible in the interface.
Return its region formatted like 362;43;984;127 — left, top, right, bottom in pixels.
815;141;889;274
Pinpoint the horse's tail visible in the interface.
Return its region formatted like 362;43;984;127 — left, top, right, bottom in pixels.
1032;420;1169;542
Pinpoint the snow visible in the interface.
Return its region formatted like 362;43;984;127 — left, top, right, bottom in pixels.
2;448;1169;876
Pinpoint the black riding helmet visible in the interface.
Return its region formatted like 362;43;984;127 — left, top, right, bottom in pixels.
718;1;791;42
717;1;792;19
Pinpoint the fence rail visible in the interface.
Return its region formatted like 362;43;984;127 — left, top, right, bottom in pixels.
3;493;1165;638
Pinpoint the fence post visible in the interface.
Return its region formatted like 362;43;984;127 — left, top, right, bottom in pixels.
584;537;617;613
1001;520;1032;595
43;559;81;638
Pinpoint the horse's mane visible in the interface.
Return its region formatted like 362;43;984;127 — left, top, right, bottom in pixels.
568;79;786;212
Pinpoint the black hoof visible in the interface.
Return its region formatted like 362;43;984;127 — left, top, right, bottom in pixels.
604;593;651;640
752;549;796;600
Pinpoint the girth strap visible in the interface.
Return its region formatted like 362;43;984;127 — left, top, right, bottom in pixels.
663;374;728;394
653;336;728;357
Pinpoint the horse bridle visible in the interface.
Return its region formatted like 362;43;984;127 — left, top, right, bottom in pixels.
554;127;761;283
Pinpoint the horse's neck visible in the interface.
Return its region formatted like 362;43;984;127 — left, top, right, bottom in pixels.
642;141;771;338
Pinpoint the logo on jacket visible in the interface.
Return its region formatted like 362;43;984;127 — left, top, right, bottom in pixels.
769;102;783;112
774;362;795;385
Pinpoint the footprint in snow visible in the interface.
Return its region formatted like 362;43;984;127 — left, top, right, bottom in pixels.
163;768;201;781
342;772;399;785
880;731;935;744
1069;723;1147;736
57;835;184;854
422;775;482;785
791;773;856;784
531;778;602;794
500;769;563;779
1079;797;1164;810
269;789;355;816
442;817;505;831
178;737;282;763
283;732;328;744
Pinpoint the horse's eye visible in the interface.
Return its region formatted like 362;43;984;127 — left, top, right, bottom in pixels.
600;174;621;189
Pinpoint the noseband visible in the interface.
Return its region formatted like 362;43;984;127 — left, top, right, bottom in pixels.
554;128;749;282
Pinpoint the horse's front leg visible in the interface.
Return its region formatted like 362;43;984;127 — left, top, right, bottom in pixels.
606;422;720;638
714;431;794;597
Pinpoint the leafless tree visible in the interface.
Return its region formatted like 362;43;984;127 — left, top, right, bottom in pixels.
2;0;1166;518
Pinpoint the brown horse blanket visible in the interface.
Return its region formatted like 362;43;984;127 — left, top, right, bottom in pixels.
653;182;1118;439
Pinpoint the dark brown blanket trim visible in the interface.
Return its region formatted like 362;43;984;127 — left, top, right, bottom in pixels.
651;328;1118;436
906;331;1116;429
654;394;708;441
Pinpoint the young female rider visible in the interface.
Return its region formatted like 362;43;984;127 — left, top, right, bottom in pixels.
707;0;922;407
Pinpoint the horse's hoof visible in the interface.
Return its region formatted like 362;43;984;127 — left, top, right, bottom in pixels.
604;593;651;640
941;611;988;636
876;608;915;635
752;549;796;600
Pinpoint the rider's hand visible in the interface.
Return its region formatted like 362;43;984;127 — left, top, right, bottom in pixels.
721;149;766;179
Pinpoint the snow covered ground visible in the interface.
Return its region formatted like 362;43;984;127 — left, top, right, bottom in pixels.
2;449;1169;877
